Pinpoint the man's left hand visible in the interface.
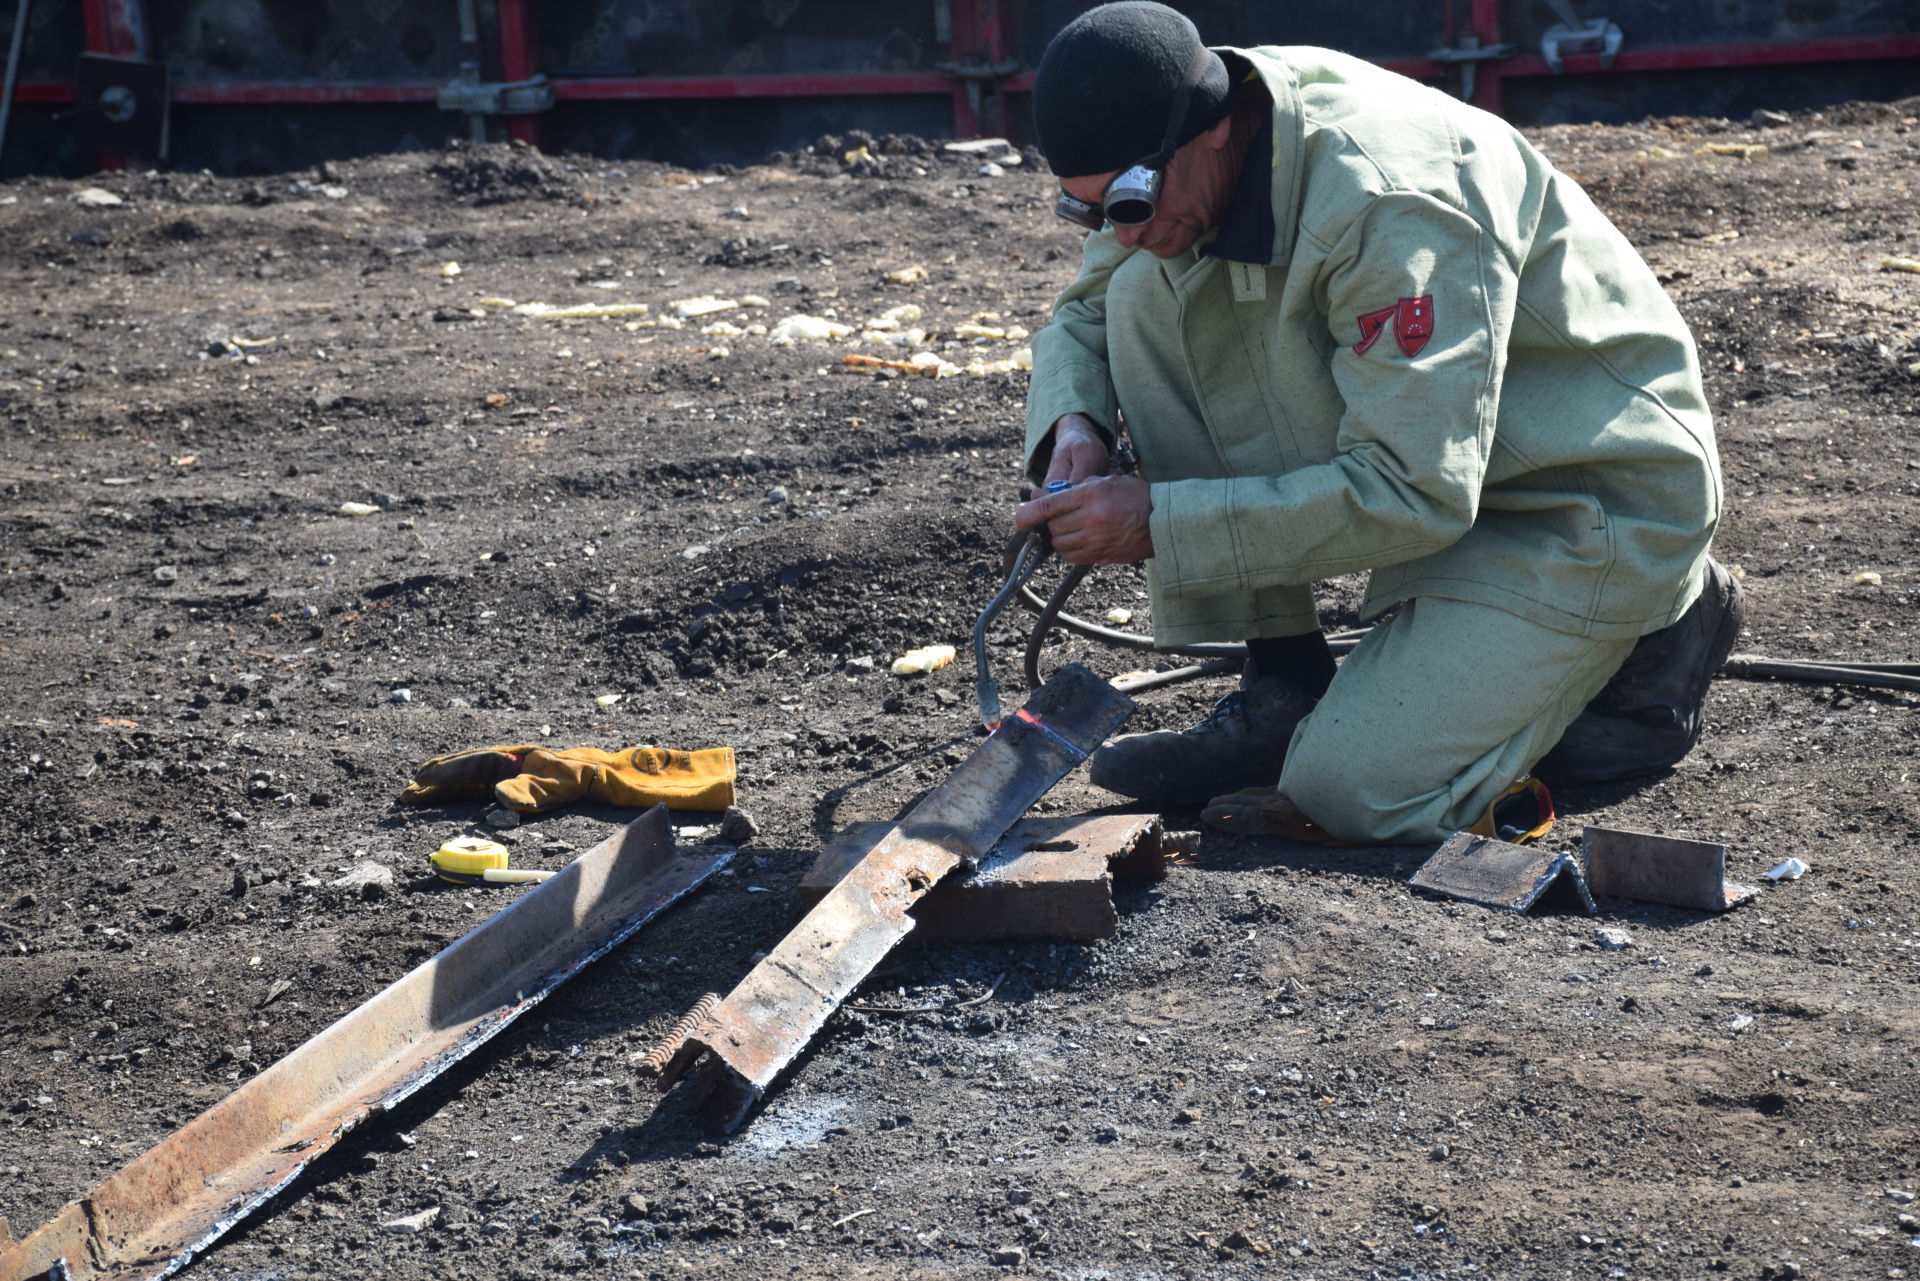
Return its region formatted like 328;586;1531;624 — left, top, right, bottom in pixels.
1013;475;1154;565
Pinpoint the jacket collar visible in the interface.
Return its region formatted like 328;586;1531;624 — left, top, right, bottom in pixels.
1202;47;1304;269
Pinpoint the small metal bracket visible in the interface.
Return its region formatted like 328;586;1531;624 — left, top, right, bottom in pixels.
1410;832;1597;915
935;58;1020;133
67;54;170;158
1582;826;1756;912
437;73;554;117
1426;35;1515;103
933;58;1020;81
1539;0;1624;74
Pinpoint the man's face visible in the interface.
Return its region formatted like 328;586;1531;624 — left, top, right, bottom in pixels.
1059;120;1233;259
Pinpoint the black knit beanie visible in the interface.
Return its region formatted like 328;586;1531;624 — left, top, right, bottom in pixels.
1033;2;1232;178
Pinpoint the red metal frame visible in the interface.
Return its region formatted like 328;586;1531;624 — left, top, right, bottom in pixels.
1471;0;1504;115
945;0;1020;137
172;84;438;105
1502;33;1920;78
551;72;957;102
496;0;539;147
11;7;1920;159
81;0;146;59
14;83;79;105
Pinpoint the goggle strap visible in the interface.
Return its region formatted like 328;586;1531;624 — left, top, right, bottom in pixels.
1149;45;1215;168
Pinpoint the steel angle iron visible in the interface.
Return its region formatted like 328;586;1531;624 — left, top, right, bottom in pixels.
643;662;1135;1132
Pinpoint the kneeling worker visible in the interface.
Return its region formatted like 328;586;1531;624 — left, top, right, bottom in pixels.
1014;2;1743;844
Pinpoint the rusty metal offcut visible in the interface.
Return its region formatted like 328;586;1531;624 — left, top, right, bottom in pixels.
1582;826;1757;911
1410;831;1598;915
0;806;729;1281
800;813;1165;942
647;662;1134;1131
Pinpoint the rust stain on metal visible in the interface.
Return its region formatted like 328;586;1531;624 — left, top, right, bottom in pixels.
649;662;1134;1131
0;806;729;1281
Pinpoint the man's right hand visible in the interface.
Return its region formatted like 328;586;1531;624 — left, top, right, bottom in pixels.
1043;413;1112;486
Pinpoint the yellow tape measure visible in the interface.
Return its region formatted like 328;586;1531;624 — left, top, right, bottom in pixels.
429;838;553;886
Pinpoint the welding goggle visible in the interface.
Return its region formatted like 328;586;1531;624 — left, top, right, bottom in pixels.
1052;44;1213;231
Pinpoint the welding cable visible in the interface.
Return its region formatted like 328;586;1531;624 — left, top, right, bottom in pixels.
1719;655;1920;694
997;533;1920;698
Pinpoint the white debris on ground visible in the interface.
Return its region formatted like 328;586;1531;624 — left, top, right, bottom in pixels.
770;314;854;345
890;645;957;676
479;282;1027;375
670;295;738;317
381;1206;441;1233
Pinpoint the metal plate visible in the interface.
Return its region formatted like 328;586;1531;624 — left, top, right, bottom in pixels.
1582;826;1757;911
1410;831;1597;915
0;807;729;1281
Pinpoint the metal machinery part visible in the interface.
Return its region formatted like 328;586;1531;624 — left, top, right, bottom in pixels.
1539;0;1625;74
1425;32;1516;103
70;53;166;157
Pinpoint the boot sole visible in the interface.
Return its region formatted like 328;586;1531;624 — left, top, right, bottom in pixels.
1086;762;1282;809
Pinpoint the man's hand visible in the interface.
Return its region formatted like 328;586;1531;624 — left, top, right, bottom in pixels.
1043;413;1112;486
1014;474;1154;565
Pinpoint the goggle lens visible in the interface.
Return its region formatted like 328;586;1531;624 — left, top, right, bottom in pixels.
1054;164;1163;230
1053;191;1106;230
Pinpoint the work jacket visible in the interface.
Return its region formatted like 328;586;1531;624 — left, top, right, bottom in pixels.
1025;45;1722;647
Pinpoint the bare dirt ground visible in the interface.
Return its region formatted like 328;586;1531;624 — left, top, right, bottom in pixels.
2;98;1919;1281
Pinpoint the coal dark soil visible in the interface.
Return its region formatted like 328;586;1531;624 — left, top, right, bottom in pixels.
3;105;1920;1281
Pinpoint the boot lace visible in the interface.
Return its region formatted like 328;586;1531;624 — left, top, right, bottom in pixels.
1194;689;1256;736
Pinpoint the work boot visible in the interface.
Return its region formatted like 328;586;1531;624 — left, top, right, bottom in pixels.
1535;558;1746;786
1088;673;1316;806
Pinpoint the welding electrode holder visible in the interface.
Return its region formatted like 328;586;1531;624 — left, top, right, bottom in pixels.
973;479;1074;731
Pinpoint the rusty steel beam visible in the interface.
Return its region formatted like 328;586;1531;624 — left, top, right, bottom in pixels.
0;807;730;1281
646;663;1133;1132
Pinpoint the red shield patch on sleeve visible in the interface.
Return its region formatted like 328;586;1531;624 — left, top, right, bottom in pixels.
1395;294;1434;357
1353;305;1395;356
1353;294;1436;358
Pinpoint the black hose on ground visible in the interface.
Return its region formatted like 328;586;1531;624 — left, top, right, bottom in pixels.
994;531;1920;698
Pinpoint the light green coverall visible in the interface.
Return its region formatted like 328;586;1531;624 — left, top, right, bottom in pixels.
1024;46;1724;843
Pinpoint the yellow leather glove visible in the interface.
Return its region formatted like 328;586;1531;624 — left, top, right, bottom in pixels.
399;744;735;814
1465;776;1555;845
